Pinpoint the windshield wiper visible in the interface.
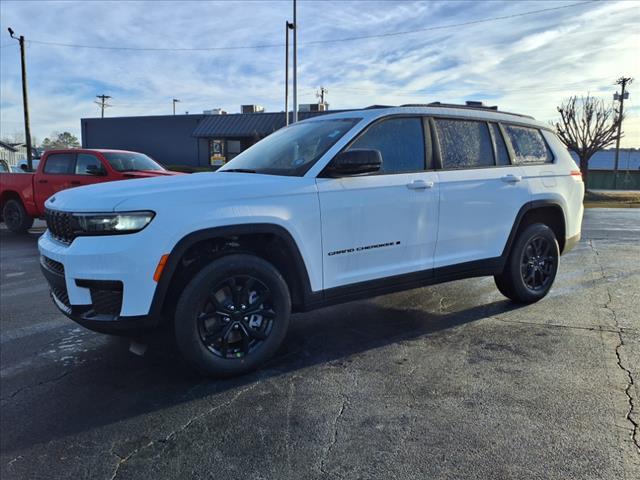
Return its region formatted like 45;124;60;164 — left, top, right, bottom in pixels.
220;168;257;173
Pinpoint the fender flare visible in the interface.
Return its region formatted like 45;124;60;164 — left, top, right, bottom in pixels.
501;199;566;258
147;223;314;319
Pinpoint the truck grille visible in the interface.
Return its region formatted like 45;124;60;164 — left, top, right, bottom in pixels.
44;209;76;244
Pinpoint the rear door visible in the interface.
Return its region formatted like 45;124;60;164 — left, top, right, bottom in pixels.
432;118;530;268
34;153;77;207
317;116;439;289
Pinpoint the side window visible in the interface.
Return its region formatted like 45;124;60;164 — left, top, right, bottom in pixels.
435;119;494;169
349;117;425;174
504;125;553;164
75;154;104;175
43;154;75;174
489;123;510;166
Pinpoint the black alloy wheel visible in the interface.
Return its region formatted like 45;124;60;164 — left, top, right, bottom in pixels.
520;235;555;292
174;254;291;377
197;275;275;359
494;223;559;304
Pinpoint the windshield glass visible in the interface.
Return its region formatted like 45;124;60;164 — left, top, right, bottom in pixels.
103;152;165;172
218;118;359;176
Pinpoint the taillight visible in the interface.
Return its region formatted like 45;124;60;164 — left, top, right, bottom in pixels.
570;170;582;180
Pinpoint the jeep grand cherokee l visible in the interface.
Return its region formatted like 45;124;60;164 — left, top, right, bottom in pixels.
38;104;584;377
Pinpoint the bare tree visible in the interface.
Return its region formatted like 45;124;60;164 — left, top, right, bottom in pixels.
555;95;622;188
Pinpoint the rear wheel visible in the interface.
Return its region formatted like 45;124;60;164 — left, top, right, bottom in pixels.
2;199;34;233
174;254;291;377
494;223;559;303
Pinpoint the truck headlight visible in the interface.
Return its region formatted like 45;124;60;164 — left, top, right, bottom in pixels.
74;211;155;234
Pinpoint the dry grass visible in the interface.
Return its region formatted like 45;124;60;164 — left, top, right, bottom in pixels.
584;190;640;208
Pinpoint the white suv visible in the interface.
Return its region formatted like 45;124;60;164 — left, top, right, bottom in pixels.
39;104;584;377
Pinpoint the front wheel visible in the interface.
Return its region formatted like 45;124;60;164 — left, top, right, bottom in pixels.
494;223;559;303
174;254;291;377
2;199;34;233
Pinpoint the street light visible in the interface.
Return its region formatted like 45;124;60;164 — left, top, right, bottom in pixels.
173;98;181;115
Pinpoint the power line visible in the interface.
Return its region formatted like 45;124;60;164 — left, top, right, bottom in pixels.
22;1;594;52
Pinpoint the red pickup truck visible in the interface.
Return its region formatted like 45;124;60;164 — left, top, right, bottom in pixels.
0;149;179;233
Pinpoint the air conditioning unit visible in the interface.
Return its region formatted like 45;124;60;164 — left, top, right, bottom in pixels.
203;108;227;115
241;105;265;114
299;103;329;112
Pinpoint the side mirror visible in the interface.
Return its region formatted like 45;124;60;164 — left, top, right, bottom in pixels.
86;165;107;176
325;149;382;177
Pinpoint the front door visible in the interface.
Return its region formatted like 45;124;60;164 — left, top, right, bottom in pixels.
317;116;439;290
71;153;109;188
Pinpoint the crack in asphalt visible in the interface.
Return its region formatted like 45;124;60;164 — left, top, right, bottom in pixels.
284;375;297;478
589;240;639;452
319;364;359;479
319;395;348;479
0;370;72;403
109;381;260;479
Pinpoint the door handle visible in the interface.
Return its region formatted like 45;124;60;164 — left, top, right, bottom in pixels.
38;179;48;184
406;180;434;190
501;174;522;183
70;181;81;185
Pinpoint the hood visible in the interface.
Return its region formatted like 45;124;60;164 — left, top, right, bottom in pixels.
121;170;182;178
45;172;312;212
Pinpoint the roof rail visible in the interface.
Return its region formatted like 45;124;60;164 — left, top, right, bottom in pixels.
399;101;535;119
364;104;395;109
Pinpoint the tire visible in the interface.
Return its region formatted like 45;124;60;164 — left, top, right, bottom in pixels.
494;223;559;304
2;199;34;233
174;254;291;377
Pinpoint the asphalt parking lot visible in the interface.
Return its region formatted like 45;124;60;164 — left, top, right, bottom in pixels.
1;209;639;479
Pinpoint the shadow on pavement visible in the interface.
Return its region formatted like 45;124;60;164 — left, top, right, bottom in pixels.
1;297;523;453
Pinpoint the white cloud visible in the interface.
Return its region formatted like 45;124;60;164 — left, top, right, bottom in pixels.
1;0;639;147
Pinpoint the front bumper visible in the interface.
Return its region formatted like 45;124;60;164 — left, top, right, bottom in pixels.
40;255;158;334
38;228;167;334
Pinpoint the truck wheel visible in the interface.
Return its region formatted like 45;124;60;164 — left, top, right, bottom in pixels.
494;223;559;304
174;254;291;377
2;199;34;233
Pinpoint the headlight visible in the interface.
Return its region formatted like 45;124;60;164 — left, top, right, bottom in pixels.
73;211;155;235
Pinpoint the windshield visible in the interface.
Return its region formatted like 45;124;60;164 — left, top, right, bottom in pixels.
103;152;165;172
218;118;359;176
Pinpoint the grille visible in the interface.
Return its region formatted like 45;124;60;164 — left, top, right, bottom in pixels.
44;209;76;244
90;288;123;316
41;256;65;276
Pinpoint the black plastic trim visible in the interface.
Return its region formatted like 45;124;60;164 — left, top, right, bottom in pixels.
500;199;565;258
301;257;505;311
148;223;315;318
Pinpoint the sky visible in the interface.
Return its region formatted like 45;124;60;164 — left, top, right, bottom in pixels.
0;0;639;147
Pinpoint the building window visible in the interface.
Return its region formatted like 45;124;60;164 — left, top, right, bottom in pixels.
226;140;241;161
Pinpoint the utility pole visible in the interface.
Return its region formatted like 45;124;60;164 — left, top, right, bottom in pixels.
292;0;298;123
317;86;328;106
7;28;33;171
285;21;294;126
173;98;181;115
613;76;633;189
95;94;112;118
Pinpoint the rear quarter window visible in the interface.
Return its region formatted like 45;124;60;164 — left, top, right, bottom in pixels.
504;125;553;164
